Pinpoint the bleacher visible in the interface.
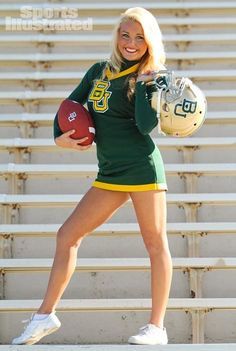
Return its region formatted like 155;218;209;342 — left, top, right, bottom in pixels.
0;0;236;349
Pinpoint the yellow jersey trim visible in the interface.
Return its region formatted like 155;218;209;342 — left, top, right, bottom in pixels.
92;181;167;192
105;63;139;81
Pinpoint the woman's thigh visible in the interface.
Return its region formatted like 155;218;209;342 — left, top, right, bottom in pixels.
129;190;167;249
58;187;129;245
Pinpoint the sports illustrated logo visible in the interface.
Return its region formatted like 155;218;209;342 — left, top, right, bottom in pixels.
174;98;197;118
5;6;93;31
68;111;77;122
88;80;112;113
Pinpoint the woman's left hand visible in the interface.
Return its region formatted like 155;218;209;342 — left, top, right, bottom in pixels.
136;70;157;83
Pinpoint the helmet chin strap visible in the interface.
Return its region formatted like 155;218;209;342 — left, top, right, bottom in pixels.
155;87;166;136
153;69;187;103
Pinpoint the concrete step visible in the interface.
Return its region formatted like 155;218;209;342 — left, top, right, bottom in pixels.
2;177;236;198
1;193;236;207
1;163;236;195
0;112;235;142
2;297;236;319
1;345;236;351
2;225;236;259
0;137;235;151
2;15;236;28
0;33;236;46
0;69;235;82
1;193;235;224
1;222;235;259
1;222;235;236
0;109;234;125
0;52;235;71
0;88;234;102
1;1;236;14
1;257;236;299
1;162;236;176
1;299;236;343
3;257;236;271
0;137;235;164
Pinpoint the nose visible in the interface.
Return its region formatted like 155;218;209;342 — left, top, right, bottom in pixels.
124;37;137;46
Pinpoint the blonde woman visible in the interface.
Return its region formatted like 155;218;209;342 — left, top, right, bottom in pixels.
13;7;172;346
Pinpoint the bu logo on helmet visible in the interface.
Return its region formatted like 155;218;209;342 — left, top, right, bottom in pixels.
174;99;197;118
68;111;77;122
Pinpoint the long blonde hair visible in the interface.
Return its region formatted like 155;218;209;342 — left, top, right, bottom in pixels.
110;7;166;73
104;7;166;99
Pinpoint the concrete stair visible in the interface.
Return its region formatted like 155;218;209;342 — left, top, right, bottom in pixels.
1;345;236;351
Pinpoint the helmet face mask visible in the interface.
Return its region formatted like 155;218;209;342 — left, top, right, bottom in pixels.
151;71;207;137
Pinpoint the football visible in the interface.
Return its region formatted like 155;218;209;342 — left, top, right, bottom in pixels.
57;99;95;146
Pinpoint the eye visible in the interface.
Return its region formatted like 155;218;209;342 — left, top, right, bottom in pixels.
136;36;144;41
121;33;129;39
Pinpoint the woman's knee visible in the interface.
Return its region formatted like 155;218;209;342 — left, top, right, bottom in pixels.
142;230;170;257
56;225;85;248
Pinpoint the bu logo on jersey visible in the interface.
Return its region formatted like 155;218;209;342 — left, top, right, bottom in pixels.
174;98;197;118
88;80;112;112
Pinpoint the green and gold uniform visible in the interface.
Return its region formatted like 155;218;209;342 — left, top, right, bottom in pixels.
54;59;167;192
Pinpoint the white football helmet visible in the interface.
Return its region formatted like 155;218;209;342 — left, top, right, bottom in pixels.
150;70;207;137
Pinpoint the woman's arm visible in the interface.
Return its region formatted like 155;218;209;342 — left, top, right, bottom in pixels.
134;80;158;135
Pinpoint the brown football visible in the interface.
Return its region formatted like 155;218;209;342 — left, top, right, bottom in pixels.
58;99;95;146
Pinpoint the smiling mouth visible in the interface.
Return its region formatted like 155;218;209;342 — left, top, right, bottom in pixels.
125;48;137;54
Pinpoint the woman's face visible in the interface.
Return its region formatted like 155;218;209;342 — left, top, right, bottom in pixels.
118;20;148;61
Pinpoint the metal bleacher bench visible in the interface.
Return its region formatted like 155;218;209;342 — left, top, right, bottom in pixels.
0;222;236;237
0;257;236;304
1;295;236;316
0;33;236;45
0;163;236;177
1;257;236;272
0;137;235;165
2;295;236;311
2;16;236;28
2;295;236;347
0;70;235;82
1;137;235;151
0;111;235;127
0;344;235;351
0;89;234;104
1;1;236;11
0;52;235;63
1;298;236;348
1;193;235;226
0;222;235;260
0;346;236;351
0;193;235;207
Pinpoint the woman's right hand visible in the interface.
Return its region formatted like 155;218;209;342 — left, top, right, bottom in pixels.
54;130;92;151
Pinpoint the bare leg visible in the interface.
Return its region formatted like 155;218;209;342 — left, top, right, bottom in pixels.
130;190;172;328
38;187;129;313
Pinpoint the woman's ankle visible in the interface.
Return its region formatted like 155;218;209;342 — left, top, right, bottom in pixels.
37;308;55;314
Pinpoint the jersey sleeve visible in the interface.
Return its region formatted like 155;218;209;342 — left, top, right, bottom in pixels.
53;62;105;139
134;81;158;135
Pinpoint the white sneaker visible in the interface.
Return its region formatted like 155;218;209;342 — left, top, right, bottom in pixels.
128;323;168;345
12;312;61;345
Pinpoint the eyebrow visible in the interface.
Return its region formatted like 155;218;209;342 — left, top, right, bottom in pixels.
121;31;144;36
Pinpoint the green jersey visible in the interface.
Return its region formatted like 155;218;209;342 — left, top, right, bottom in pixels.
54;59;167;192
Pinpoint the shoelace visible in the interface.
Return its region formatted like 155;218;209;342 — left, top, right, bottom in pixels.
21;314;36;333
22;313;34;324
139;324;153;335
139;324;164;335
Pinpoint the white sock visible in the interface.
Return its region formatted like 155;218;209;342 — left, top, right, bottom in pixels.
33;313;50;320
